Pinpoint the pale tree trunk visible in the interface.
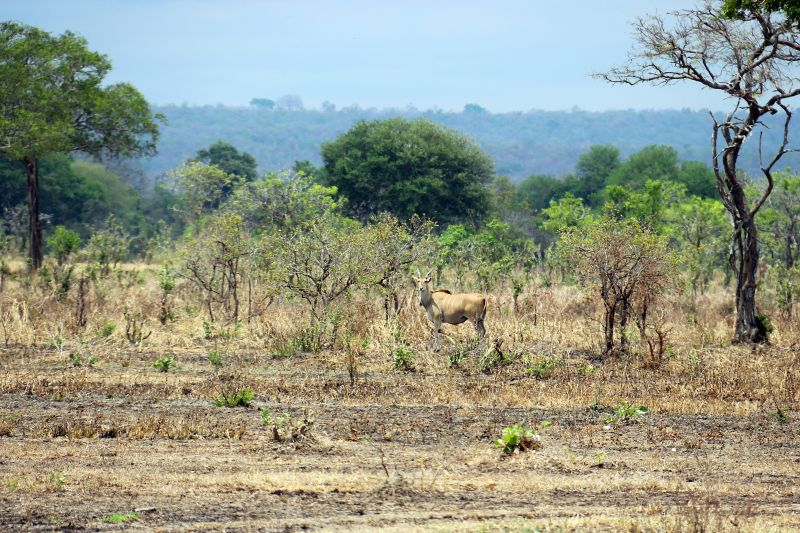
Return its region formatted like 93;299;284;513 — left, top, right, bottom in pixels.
24;157;42;272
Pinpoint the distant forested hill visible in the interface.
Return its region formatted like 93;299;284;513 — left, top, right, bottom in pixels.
138;105;800;184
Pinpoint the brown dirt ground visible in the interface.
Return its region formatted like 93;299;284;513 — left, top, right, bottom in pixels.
1;344;799;532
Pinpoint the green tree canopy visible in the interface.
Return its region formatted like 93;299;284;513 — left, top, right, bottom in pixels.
321;118;494;224
607;145;680;189
194;141;258;183
723;0;800;24
606;144;716;198
516;174;571;213
575;144;620;203
0;22;161;269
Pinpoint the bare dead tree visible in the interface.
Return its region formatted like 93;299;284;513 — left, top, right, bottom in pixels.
597;1;800;343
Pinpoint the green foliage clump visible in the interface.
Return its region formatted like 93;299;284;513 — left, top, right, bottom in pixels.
194;141;257;183
170;161;241;233
46;226;81;266
603;401;648;426
86;216;129;276
207;350;225;368
213;387;254;408
393;344;415;372
152;354;177;373
47;471;66;491
99;322;116;338
261;408;314;442
494;420;550;454
525;357;558;379
321;117;494;224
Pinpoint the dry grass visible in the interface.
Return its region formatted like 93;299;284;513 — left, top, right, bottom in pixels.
0;264;799;531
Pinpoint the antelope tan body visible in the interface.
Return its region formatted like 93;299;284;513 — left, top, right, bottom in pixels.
415;270;487;351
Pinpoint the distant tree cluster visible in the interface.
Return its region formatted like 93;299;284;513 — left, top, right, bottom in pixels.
136;103;800;190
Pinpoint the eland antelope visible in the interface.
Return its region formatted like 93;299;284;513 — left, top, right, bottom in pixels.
414;269;487;351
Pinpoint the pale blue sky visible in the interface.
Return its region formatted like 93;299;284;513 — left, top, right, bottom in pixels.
4;0;729;112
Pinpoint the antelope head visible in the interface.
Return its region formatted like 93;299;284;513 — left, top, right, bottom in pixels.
414;269;433;305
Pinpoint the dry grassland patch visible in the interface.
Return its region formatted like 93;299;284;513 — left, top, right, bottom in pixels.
0;274;799;530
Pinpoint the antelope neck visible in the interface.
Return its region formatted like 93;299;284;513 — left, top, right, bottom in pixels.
419;286;434;307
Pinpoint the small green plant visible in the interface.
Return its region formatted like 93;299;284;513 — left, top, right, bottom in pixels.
525;357;557;379
100;322;116;338
68;349;96;368
49;332;66;357
5;475;21;492
152;354;178;373
577;360;595;376
448;351;469;368
773;405;790;424
202;321;213;340
207;350;225;368
393;344;415;371
213;387;254;407
261;408;314;442
494;420;550;454
594;451;608;467
47;471;66;491
603;401;648;426
103;512;140;524
477;340;509;373
272;338;298;359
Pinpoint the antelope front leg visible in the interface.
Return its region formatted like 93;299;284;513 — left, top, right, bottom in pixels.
433;320;443;352
433;330;443;352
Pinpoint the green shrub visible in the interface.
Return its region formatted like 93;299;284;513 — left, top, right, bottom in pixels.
68;352;96;367
47;471;66;491
100;322;116;338
494;420;550;454
393;344;415;371
525;357;557;379
207;350;224;368
603;401;648;426
448;351;469;368
213;387;254;407
153;354;177;373
46;226;81;266
261;408;314;442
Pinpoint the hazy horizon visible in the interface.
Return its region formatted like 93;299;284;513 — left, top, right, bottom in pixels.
5;0;733;113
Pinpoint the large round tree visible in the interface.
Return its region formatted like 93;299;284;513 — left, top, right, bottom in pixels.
0;22;161;271
321;118;493;224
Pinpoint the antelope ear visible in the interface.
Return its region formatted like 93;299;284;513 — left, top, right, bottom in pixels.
425;270;432;281
416;268;422;278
